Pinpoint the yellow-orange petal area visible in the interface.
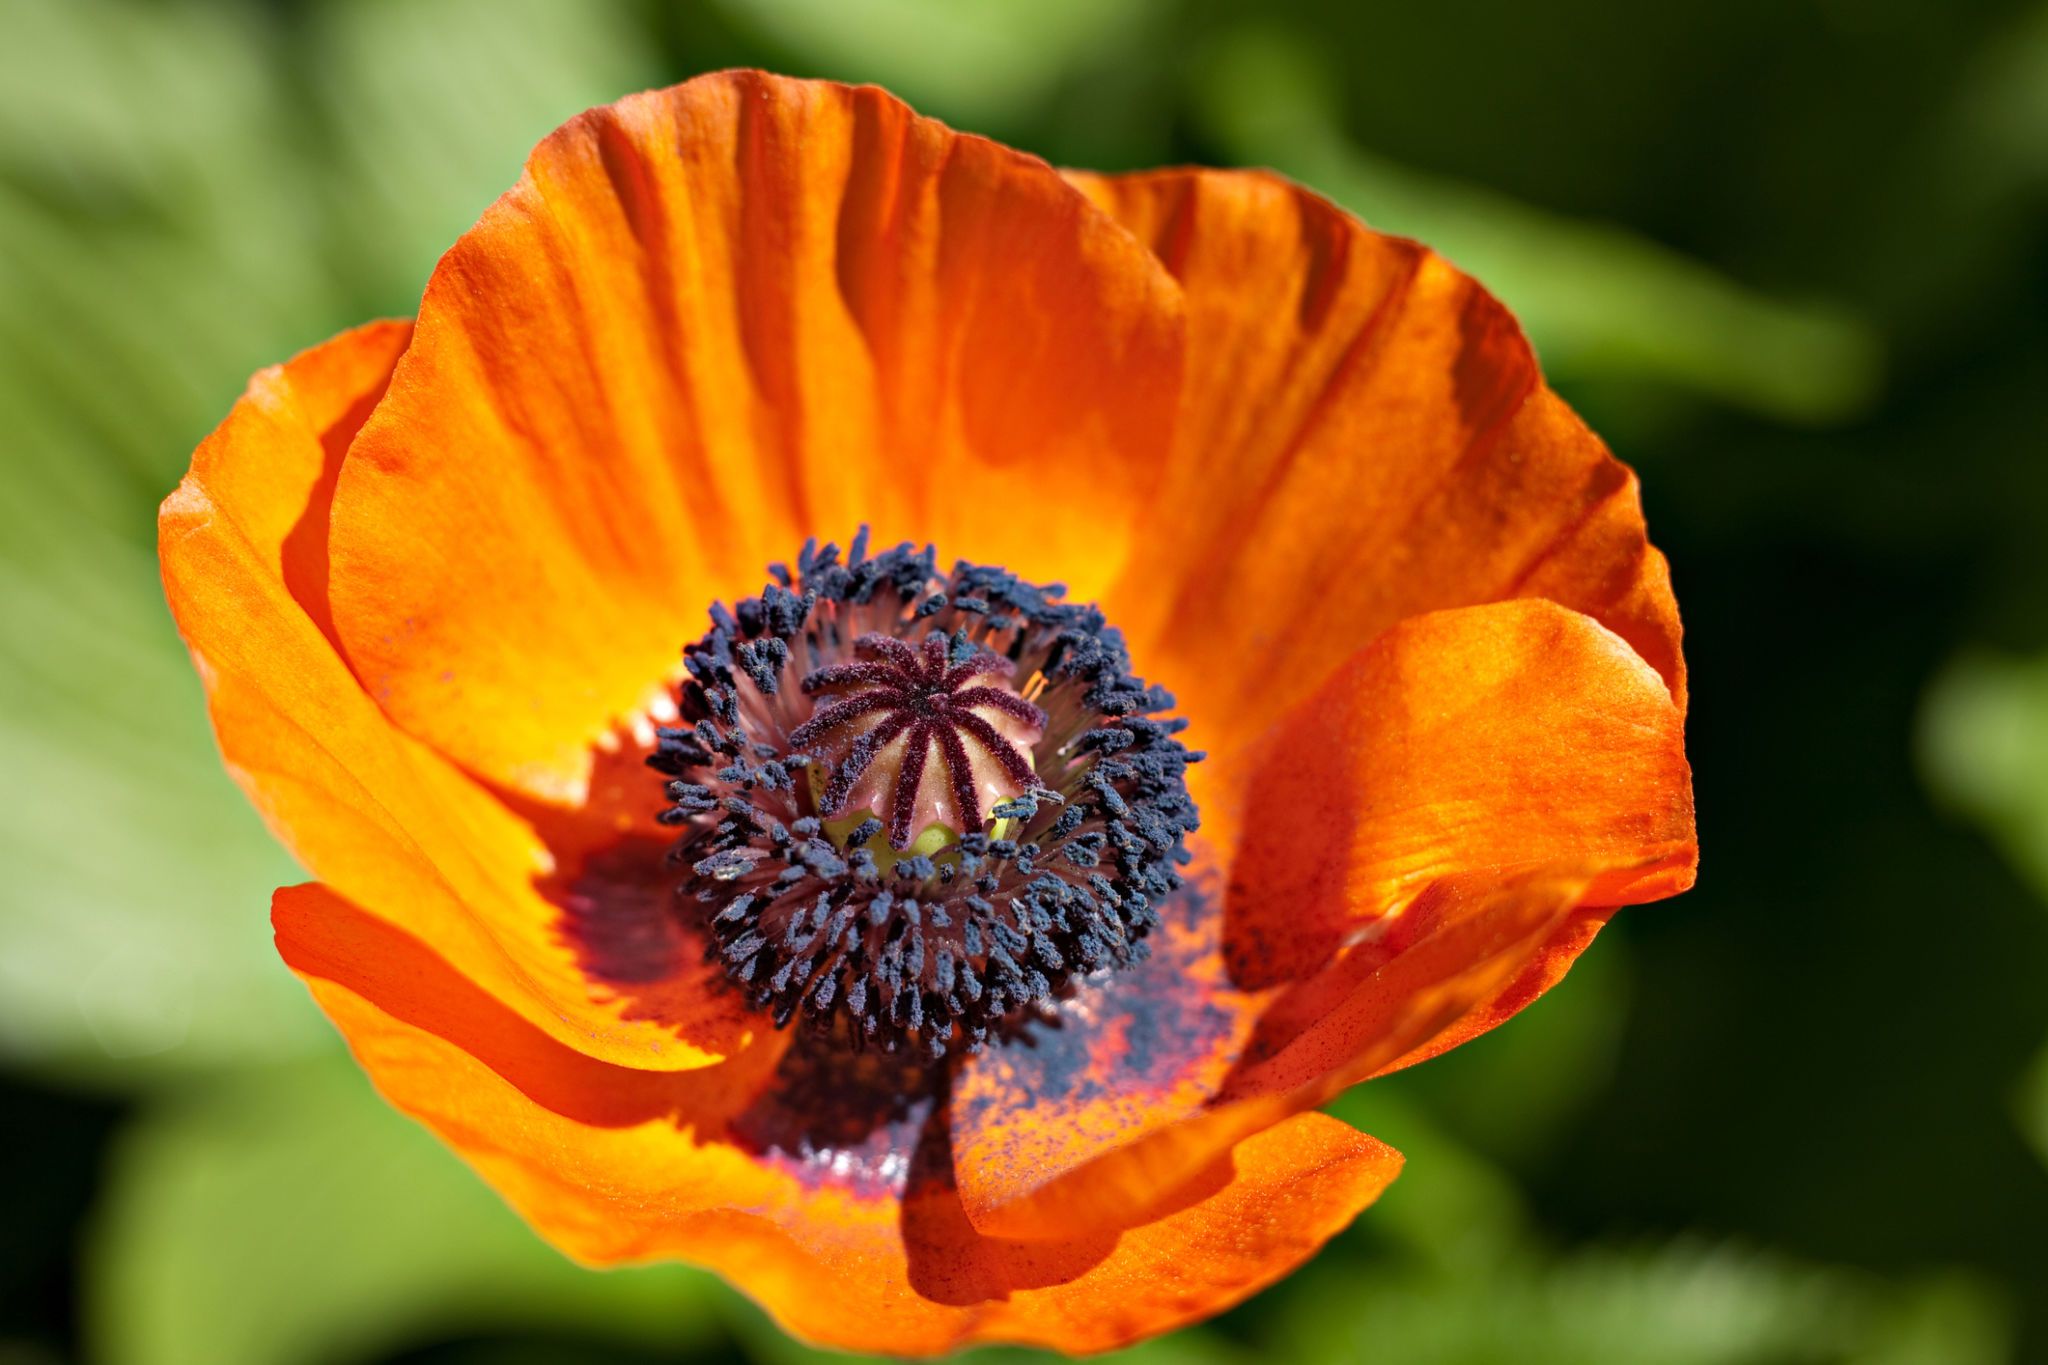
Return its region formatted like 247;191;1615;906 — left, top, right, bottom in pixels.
161;323;751;1070
947;598;1692;1240
277;883;1400;1357
1228;597;1695;987
1069;167;1684;853
328;70;1182;805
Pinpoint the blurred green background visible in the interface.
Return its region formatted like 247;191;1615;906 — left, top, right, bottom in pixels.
3;0;2046;1361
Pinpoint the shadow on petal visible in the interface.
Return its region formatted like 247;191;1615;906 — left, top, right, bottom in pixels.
1224;599;1695;991
953;862;1596;1242
278;356;399;655
734;1032;948;1198
897;1104;1234;1307
275;881;966;1208
945;872;1265;1237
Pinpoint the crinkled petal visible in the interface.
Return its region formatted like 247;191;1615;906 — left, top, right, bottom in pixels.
1228;597;1695;987
330;71;1181;803
161;324;749;1070
956;863;1604;1241
277;884;1399;1356
947;598;1690;1238
946;876;1267;1238
1067;167;1684;849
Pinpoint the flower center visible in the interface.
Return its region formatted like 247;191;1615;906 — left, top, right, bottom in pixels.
649;531;1200;1060
793;631;1045;854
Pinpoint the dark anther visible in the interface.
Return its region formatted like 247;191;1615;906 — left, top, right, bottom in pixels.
649;531;1200;1060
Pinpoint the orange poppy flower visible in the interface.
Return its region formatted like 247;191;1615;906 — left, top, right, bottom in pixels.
160;71;1695;1355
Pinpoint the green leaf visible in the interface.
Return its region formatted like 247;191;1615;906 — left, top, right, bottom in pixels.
306;0;662;315
1322;1088;1532;1271
0;525;326;1081
1189;28;1883;427
1314;1075;2010;1364
1390;935;1632;1170
707;0;1164;131
0;0;663;1085
0;0;279;205
0;3;338;1085
1923;652;2048;1170
1278;1237;2009;1365
1919;650;2048;900
0;0;374;510
2017;1043;2048;1173
86;1056;716;1365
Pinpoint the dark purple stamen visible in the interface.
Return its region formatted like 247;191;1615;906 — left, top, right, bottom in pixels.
790;633;1045;849
648;532;1202;1060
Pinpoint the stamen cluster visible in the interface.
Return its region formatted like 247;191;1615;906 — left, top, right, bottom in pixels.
650;533;1201;1059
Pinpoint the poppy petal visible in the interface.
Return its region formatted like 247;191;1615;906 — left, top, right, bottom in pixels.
1228;596;1695;988
945;871;1265;1238
1068;168;1684;825
954;862;1604;1242
1368;902;1619;1078
329;71;1181;803
948;598;1690;1238
162;325;750;1070
278;883;1400;1356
